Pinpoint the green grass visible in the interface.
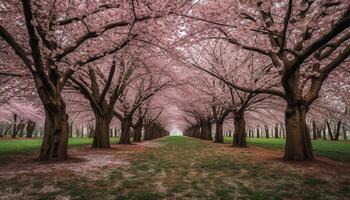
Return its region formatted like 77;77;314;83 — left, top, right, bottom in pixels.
225;137;350;162
0;137;119;155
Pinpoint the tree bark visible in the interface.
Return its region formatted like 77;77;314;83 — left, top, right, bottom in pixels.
326;121;334;140
118;118;132;144
312;120;317;140
26;120;36;138
214;120;224;143
18;121;25;137
334;120;341;140
274;124;279;138
39;98;69;161
265;125;269;138
200;123;212;140
92;114;111;148
284;104;313;161
69;122;73;138
343;126;347;140
232;113;247;147
133;120;143;142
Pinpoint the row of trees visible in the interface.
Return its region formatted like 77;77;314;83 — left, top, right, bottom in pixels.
176;0;350;160
0;0;349;162
0;0;184;160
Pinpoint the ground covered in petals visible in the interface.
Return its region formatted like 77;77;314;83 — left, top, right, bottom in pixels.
0;137;350;200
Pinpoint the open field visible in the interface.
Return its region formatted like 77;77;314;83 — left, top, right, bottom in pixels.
1;136;350;200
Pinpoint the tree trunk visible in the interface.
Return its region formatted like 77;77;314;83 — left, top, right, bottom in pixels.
118;119;132;144
256;127;260;138
312;120;317;140
322;127;327;140
11;114;19;138
265;125;269;138
326;121;334;140
26;120;36;138
284;104;313;161
232;113;247;147
274;124;279;138
281;123;286;138
133;119;143;142
18;121;25;137
69;122;73;138
92;114;111;148
343;126;347;140
200;123;212;140
39;100;69;161
214;120;224;143
334;120;341;140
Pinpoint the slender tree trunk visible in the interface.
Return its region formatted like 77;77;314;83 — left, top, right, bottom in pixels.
326;121;334;140
256;127;260;138
18;121;25;137
69;122;73;138
284;104;313;161
11;114;19;138
274;124;279;138
281;123;286;138
144;125;151;140
312;120;317;140
118;118;132;144
265;125;269;138
322;126;327;140
343;126;347;140
214;120;224;143
39;99;69;161
334;120;341;140
26;120;36;138
232;113;247;147
133;120;143;142
92;114;111;148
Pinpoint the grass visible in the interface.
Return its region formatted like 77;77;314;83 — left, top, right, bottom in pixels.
224;137;350;162
0;137;119;155
1;136;350;199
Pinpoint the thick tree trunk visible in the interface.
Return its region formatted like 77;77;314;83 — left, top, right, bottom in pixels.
256;127;260;138
193;126;200;138
232;113;247;147
92;114;111;148
39;99;69;161
214;120;224;143
200;123;212;140
284;104;313;161
26;120;36;138
118;119;132;144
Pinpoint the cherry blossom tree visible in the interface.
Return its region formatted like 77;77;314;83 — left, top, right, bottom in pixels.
178;0;350;160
